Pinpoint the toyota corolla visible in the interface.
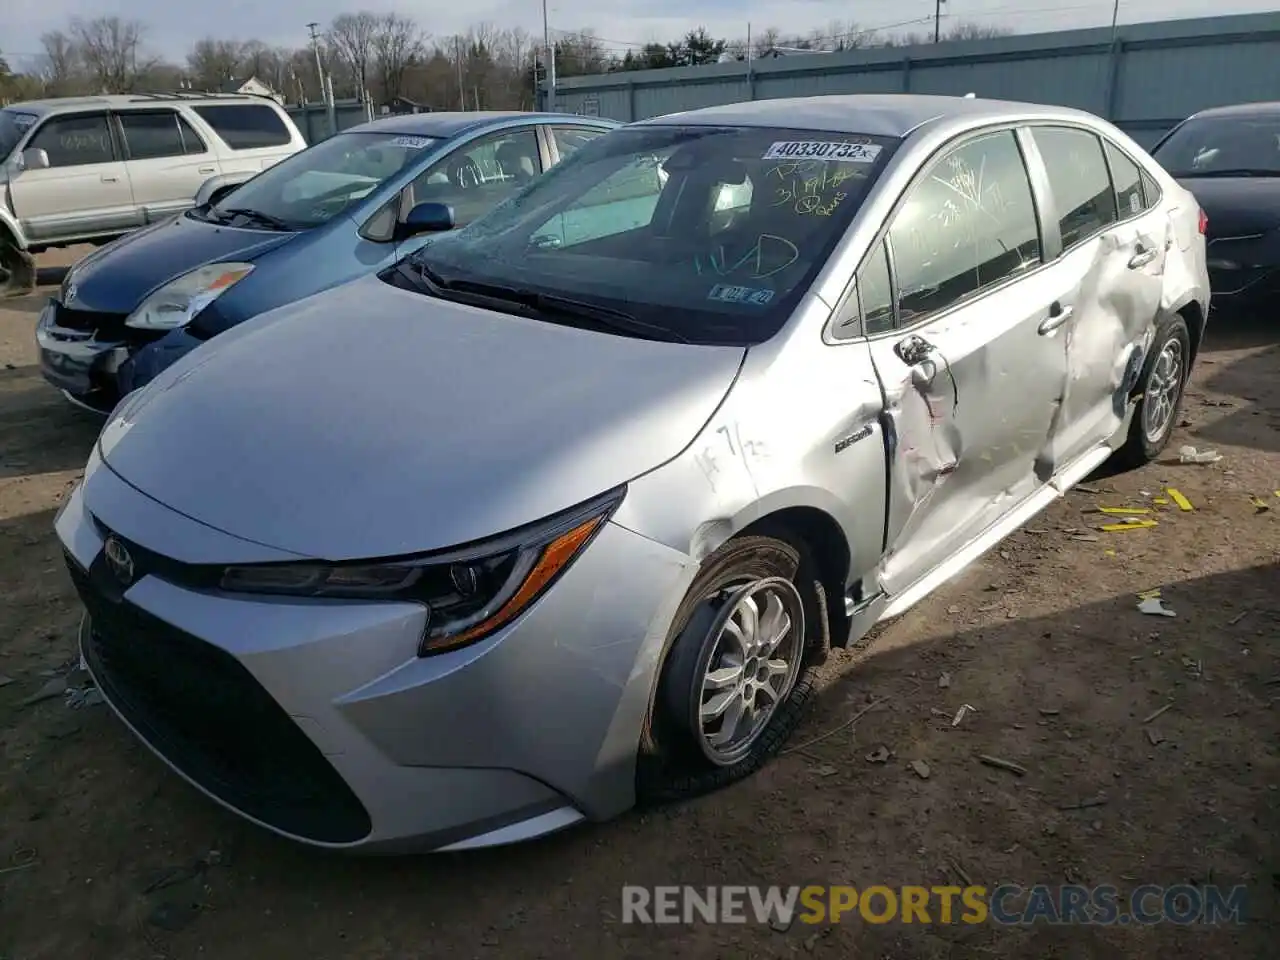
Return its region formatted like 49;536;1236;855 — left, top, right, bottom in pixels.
56;94;1209;853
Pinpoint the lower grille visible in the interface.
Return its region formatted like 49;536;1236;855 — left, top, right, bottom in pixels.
67;555;372;844
53;302;130;336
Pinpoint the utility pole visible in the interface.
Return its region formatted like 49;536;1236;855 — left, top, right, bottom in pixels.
455;36;466;110
542;0;556;112
1110;0;1121;42
306;22;326;105
934;0;944;43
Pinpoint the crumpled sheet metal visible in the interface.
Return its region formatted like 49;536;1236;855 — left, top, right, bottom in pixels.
871;232;1159;597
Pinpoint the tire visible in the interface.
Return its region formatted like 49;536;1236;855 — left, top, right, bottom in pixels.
1112;313;1191;469
635;534;823;805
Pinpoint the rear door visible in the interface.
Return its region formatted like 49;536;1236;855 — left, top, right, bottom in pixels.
114;109;220;221
1022;125;1166;470
11;111;140;242
863;128;1068;596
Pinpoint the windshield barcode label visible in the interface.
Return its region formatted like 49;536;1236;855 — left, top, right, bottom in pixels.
762;141;881;163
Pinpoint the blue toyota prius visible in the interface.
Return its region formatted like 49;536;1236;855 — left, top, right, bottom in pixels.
36;110;619;413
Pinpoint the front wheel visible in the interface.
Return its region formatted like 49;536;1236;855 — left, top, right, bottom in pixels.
636;535;822;804
1113;314;1190;468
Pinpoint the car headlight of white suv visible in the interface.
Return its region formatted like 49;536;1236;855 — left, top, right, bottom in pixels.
125;263;254;331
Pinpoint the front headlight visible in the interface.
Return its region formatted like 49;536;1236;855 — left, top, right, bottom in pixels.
125;262;254;331
218;488;623;656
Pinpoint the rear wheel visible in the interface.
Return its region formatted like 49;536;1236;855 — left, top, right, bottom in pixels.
636;535;822;804
1113;314;1190;468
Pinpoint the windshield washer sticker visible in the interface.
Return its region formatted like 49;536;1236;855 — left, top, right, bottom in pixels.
708;284;775;306
762;141;882;163
13;114;36;130
391;136;432;149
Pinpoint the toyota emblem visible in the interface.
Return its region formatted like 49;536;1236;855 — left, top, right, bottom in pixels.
103;536;135;586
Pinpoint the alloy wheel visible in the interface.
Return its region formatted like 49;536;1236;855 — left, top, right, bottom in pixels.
1142;338;1184;444
695;577;805;767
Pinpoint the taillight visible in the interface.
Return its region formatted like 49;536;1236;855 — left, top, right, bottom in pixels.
1198;208;1208;235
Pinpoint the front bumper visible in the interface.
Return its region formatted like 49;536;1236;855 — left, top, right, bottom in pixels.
56;462;694;853
35;300;129;414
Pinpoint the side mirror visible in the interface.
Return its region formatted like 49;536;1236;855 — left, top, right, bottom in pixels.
398;201;455;239
19;148;50;171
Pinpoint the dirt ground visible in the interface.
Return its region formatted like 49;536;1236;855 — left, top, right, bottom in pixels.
0;247;1277;959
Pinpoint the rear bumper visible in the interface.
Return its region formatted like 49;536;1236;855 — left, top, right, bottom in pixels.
1207;264;1280;316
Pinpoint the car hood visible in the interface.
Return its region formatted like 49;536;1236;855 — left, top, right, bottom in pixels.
66;213;298;314
1176;176;1280;238
98;275;746;560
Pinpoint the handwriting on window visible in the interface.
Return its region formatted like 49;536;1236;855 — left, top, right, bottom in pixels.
768;160;865;217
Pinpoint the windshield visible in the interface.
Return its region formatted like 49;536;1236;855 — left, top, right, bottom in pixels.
199;130;440;229
1153;114;1280;177
403;125;897;345
0;110;38;161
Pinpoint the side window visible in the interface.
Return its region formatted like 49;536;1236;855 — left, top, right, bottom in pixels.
551;126;607;161
1029;126;1119;251
408;128;541;228
888;130;1041;322
1104;141;1144;219
175;115;208;155
530;156;666;249
118;112;185;160
1139;169;1161;210
29;113;114;167
192;104;291;150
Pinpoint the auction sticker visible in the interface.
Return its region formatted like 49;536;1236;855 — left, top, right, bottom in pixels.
708;284;774;306
392;136;433;149
762;140;881;163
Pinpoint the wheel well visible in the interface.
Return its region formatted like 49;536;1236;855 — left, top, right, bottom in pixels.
739;506;852;645
1178;300;1206;367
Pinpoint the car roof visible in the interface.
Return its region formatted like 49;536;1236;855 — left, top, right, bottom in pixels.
3;93;282;117
634;94;1104;139
346;111;619;139
1187;100;1280;121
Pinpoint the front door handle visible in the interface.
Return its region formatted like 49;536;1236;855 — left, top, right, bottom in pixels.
100;175;119;183
1128;246;1158;269
1038;301;1073;335
198;166;217;174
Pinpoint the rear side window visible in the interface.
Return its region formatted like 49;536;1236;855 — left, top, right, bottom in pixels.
192;104;291;150
551;125;607;161
856;241;895;337
888;130;1041;322
1140;169;1161;208
119;111;208;159
1103;141;1146;219
1030;126;1118;250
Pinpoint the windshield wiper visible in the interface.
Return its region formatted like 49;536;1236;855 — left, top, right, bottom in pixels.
1176;168;1280;179
217;207;296;230
397;265;691;343
449;279;692;343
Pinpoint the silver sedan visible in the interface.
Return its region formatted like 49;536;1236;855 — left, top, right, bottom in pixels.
56;94;1210;853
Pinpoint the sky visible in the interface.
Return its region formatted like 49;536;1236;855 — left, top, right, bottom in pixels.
3;0;1277;72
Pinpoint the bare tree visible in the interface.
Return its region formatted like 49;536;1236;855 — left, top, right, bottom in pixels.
328;12;379;100
70;16;152;93
39;31;81;94
372;13;424;105
187;38;244;91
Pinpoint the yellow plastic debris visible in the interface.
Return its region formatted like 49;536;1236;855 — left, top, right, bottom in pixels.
1099;506;1152;514
1100;519;1158;532
1152;498;1169;505
1249;495;1271;511
1137;588;1163;600
1165;488;1194;512
1104;549;1117;557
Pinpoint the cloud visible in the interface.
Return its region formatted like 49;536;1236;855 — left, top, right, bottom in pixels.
4;0;1276;70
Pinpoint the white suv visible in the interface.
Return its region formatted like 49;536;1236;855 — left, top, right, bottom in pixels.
0;93;306;260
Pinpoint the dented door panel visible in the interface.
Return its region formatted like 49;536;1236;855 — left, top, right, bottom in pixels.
866;266;1067;597
1037;219;1165;470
